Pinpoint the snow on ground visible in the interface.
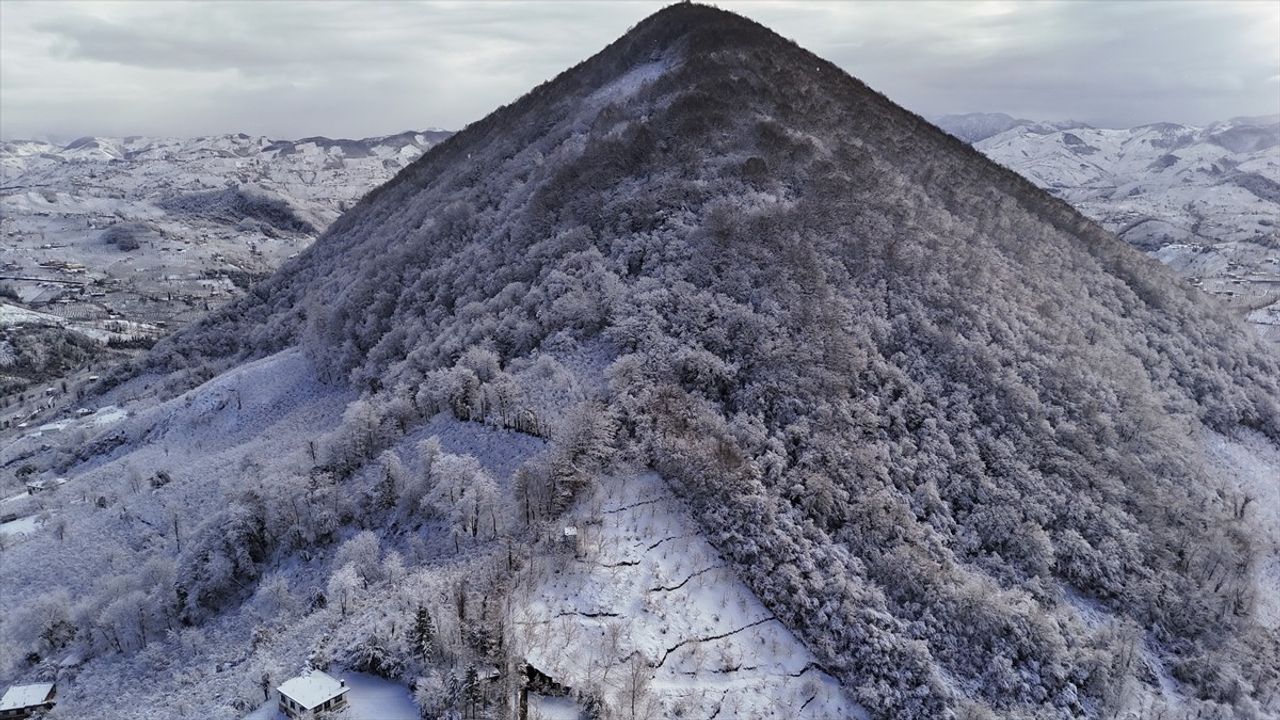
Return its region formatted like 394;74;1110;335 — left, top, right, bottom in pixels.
588;59;672;107
0;349;353;717
2;351;544;718
528;694;580;720
87;405;128;427
241;698;278;720
1203;429;1280;628
0;302;162;346
0;303;64;326
339;671;418;720
512;471;865;719
408;412;547;482
0;513;39;537
0;491;27;506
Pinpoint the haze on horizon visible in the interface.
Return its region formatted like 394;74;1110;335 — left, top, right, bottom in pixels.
1;0;1277;141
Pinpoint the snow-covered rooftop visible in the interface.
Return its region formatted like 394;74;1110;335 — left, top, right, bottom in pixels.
0;682;55;710
277;670;346;709
563;526;577;537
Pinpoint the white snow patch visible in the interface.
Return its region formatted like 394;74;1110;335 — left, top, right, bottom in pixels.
513;471;866;719
0;513;39;537
528;694;579;720
588;60;671;106
340;671;418;720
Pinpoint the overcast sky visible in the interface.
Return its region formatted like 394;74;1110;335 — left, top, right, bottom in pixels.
2;0;1277;141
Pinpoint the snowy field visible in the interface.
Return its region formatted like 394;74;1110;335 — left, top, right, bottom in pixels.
0;513;39;537
513;472;865;719
0;349;355;717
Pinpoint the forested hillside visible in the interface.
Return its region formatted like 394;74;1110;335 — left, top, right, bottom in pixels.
3;5;1278;719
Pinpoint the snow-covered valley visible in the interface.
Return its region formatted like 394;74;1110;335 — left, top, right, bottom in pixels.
0;130;449;434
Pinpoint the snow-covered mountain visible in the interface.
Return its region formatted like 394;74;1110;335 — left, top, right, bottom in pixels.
973;116;1279;248
0;130;450;417
953;116;1280;343
2;5;1279;720
933;112;1089;143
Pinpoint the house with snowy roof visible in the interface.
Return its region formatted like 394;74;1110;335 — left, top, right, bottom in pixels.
276;670;348;719
0;682;56;719
24;477;66;494
562;525;581;556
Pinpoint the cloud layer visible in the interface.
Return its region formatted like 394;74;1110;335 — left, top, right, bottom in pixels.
2;0;1277;140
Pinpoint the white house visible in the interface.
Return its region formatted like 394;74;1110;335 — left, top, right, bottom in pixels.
277;670;348;719
0;683;56;719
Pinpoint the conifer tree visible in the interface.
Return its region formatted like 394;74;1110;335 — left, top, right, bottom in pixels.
412;604;435;661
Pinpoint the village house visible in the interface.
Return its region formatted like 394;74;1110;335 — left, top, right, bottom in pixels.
276;670;348;719
24;477;67;495
517;663;576;720
0;682;56;719
562;525;581;557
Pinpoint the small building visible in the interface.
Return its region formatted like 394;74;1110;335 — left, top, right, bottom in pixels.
276;670;348;719
24;478;67;494
561;526;581;557
518;663;574;720
0;682;56;719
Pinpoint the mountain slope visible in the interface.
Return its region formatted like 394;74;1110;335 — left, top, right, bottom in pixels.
968;117;1280;343
0;130;450;429
5;5;1279;720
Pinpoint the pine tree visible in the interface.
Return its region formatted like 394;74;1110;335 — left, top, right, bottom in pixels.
412;604;434;661
463;664;481;718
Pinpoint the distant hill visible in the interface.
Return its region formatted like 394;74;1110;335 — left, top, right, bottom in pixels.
933;112;1090;143
0;129;452;418
951;115;1280;343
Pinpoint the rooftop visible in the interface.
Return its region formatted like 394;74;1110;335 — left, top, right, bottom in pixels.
1;683;55;711
277;670;346;709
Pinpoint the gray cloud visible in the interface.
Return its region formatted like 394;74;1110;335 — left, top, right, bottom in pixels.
1;0;1276;141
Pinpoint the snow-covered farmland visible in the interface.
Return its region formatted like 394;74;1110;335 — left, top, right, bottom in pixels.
513;472;864;719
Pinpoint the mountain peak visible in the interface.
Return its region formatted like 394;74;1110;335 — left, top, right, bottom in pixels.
623;2;766;46
94;6;1280;720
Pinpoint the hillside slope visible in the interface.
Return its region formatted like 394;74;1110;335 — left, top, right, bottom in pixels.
3;5;1279;720
969;117;1280;343
0;130;449;421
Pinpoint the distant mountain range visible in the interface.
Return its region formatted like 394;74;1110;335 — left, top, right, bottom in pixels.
0;130;452;396
1;130;453;238
933;112;1090;143
2;130;452;168
937;112;1280;343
